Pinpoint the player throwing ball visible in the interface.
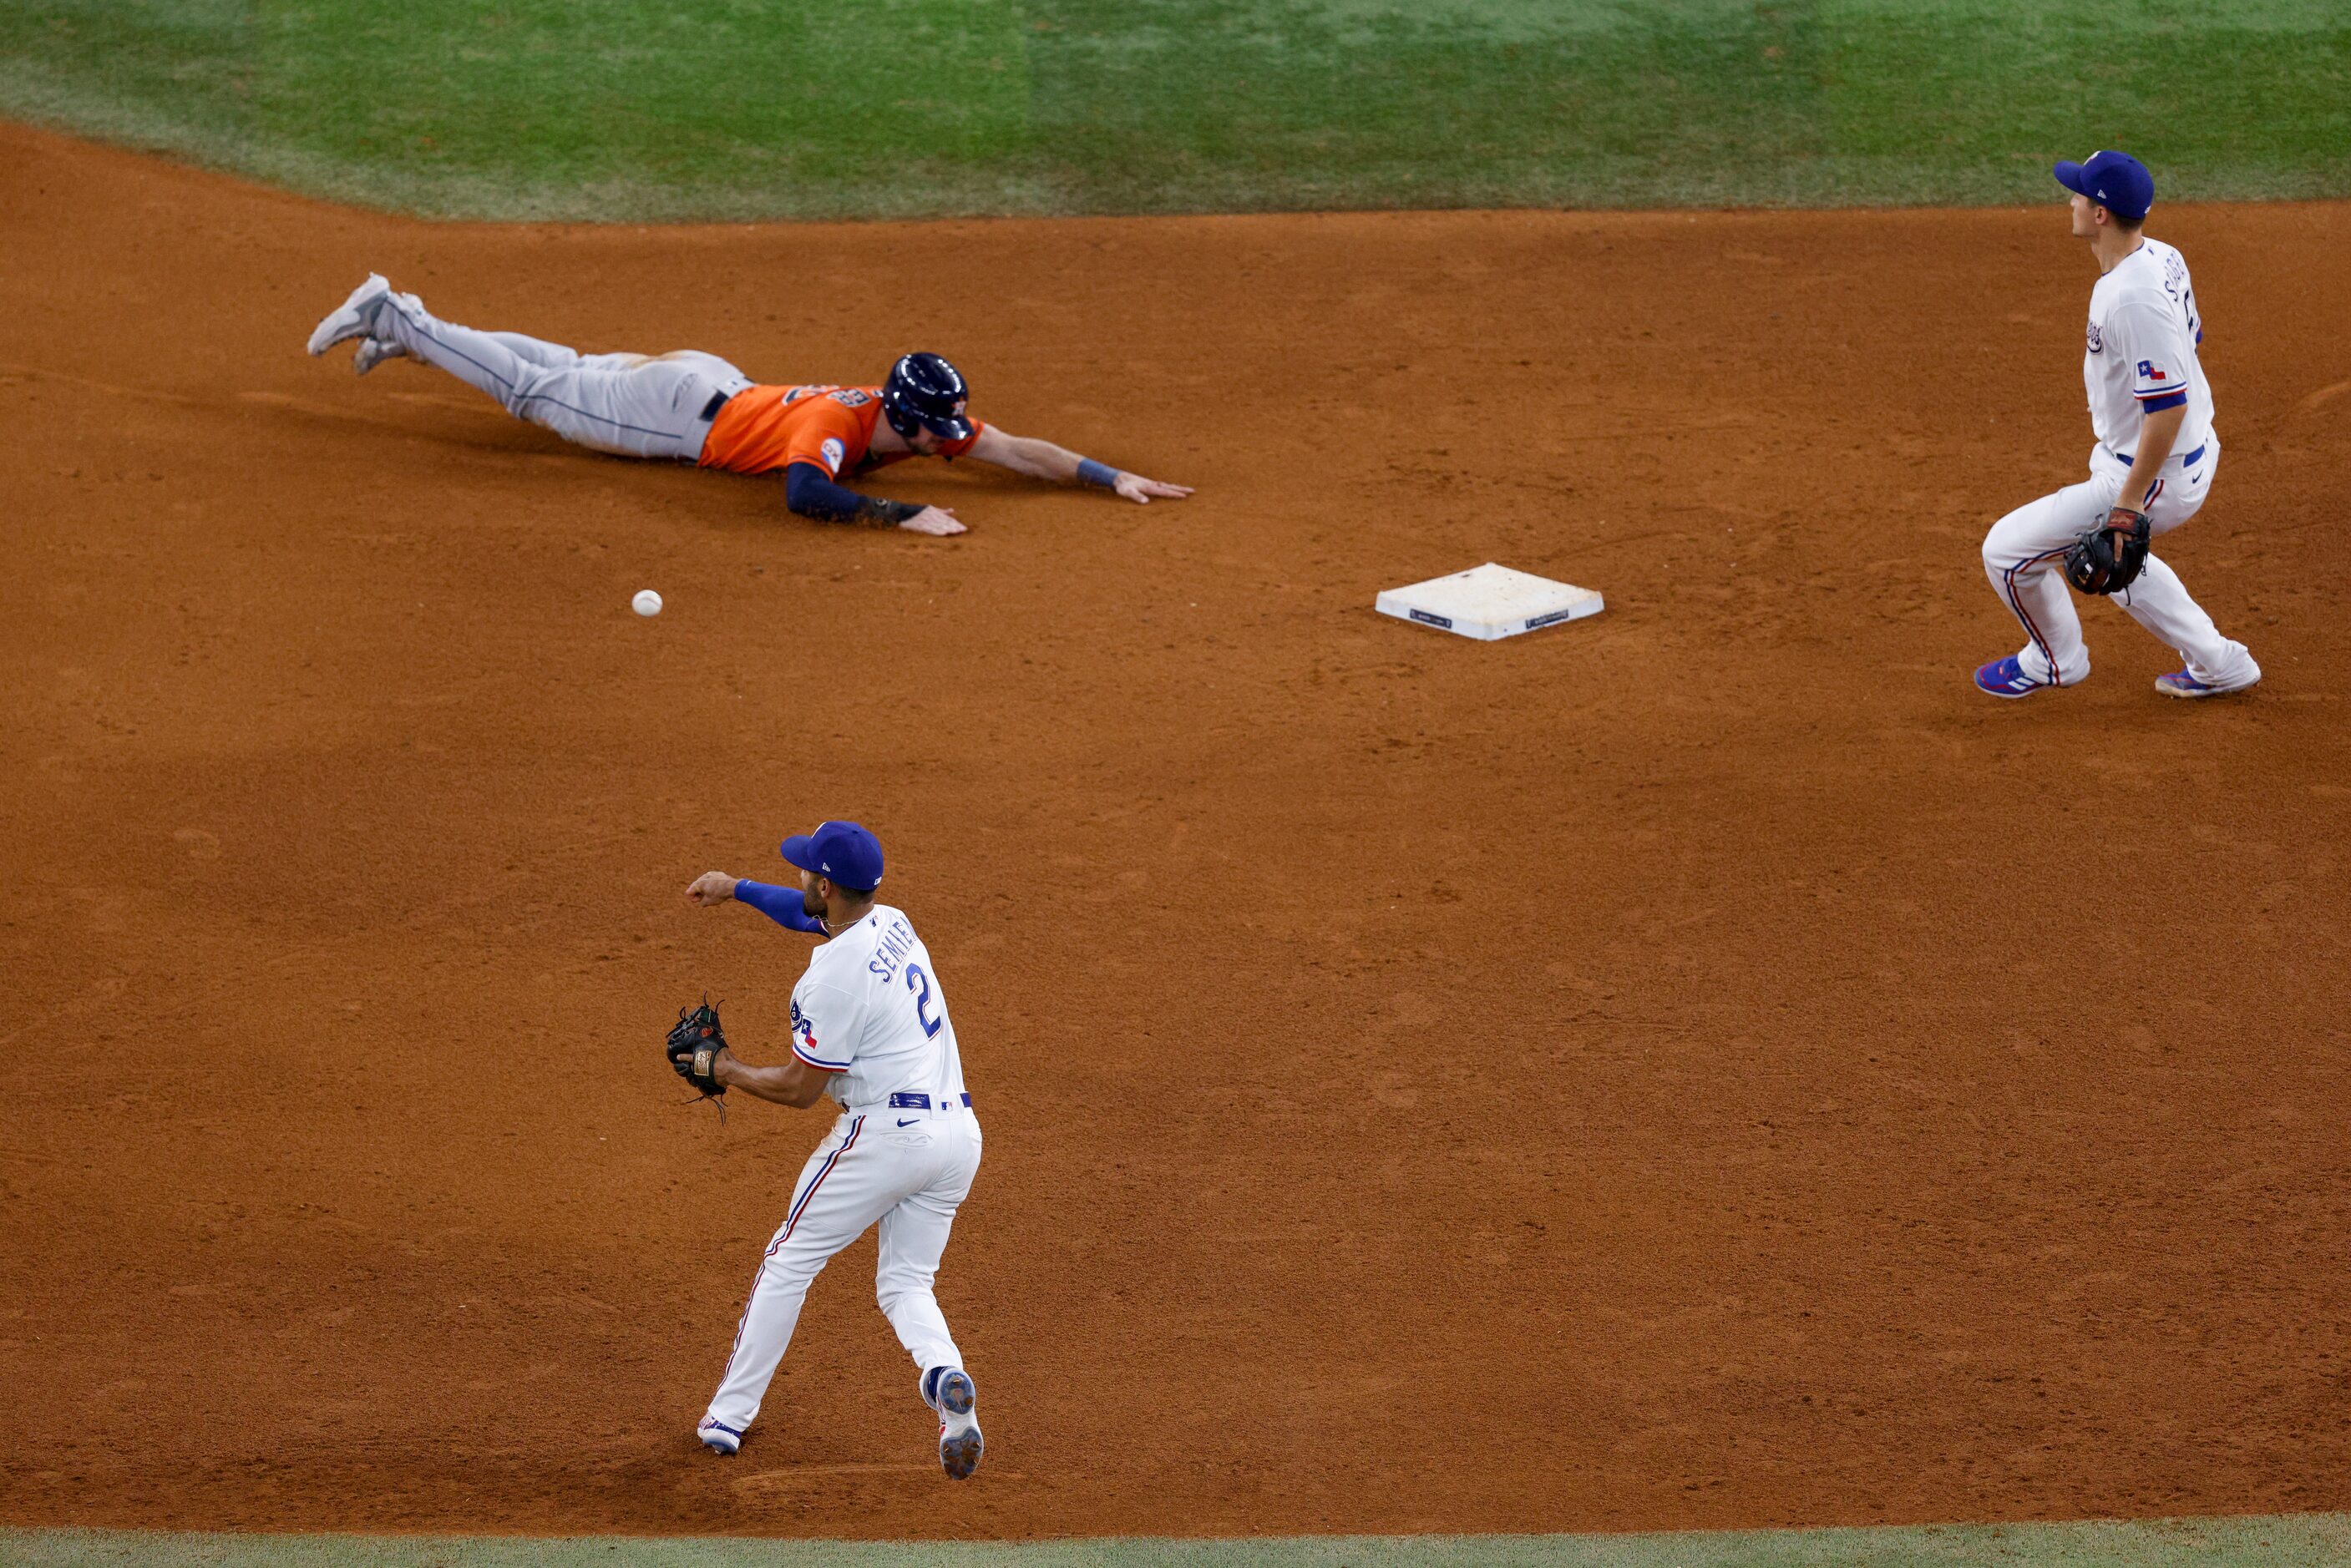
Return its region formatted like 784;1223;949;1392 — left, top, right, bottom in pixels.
1975;151;2259;700
675;821;985;1478
307;275;1190;535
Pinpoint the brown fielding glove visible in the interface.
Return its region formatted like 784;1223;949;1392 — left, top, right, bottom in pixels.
665;998;727;1100
2064;505;2152;595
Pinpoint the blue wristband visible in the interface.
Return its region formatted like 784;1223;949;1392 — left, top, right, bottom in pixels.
1077;458;1118;488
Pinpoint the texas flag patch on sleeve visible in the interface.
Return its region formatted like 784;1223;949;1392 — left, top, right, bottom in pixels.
2132;357;2182;399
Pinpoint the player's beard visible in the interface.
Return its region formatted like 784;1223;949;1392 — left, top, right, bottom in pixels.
802;887;825;918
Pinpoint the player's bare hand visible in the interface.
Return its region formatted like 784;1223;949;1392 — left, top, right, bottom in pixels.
900;506;966;537
1113;473;1193;505
687;872;738;906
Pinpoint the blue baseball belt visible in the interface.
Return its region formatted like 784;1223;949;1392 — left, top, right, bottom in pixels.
2105;440;2207;468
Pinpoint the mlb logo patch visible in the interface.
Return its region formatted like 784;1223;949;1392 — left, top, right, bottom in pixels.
2136;359;2168;382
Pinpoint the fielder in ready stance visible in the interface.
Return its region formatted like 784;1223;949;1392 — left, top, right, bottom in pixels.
307;274;1190;536
680;821;985;1478
1975;151;2260;700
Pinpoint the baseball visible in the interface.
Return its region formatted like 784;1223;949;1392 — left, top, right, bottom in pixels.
631;589;662;617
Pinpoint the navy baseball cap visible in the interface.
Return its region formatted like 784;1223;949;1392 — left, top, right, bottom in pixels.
779;820;884;893
2054;150;2153;223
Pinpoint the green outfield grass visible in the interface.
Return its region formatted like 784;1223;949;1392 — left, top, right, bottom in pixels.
1;0;2347;220
7;1517;2351;1567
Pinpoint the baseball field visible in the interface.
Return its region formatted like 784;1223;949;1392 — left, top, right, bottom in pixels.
4;2;2351;1564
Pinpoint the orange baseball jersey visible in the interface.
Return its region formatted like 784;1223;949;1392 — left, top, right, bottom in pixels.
697;384;984;478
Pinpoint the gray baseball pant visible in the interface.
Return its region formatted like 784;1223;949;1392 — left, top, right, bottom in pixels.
366;291;752;461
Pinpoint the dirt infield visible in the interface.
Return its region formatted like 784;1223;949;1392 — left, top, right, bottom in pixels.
3;121;2348;1541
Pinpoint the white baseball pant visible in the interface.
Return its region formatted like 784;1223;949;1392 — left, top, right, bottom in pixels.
1981;438;2257;688
703;1107;981;1439
367;291;751;460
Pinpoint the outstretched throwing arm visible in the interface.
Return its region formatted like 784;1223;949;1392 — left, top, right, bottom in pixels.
967;427;1193;504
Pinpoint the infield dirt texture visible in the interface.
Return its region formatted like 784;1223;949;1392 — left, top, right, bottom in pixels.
7;0;2351;1555
3;115;2351;1545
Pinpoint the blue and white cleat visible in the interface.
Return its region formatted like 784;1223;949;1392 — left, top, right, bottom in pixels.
1974;655;2053;700
921;1366;983;1480
307;273;392;357
2156;666;2259;699
697;1417;742;1456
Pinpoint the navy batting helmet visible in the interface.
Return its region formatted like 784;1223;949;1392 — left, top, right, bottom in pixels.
882;352;973;443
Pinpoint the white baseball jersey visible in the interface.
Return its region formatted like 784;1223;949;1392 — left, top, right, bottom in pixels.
2083;236;2212;458
1976;225;2257;698
706;899;983;1449
788;905;967;1109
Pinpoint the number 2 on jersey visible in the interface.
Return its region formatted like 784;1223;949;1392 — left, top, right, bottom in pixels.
906;964;943;1038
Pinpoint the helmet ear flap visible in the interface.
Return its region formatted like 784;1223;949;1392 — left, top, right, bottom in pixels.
881;383;920;440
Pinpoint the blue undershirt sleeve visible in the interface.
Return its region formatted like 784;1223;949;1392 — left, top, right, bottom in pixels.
783;461;919;526
736;878;827;933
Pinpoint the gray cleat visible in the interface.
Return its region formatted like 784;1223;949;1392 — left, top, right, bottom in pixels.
351;336;407;376
307;273;392;357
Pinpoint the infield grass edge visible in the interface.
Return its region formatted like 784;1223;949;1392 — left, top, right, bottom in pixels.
3;0;2348;221
5;1515;2351;1566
